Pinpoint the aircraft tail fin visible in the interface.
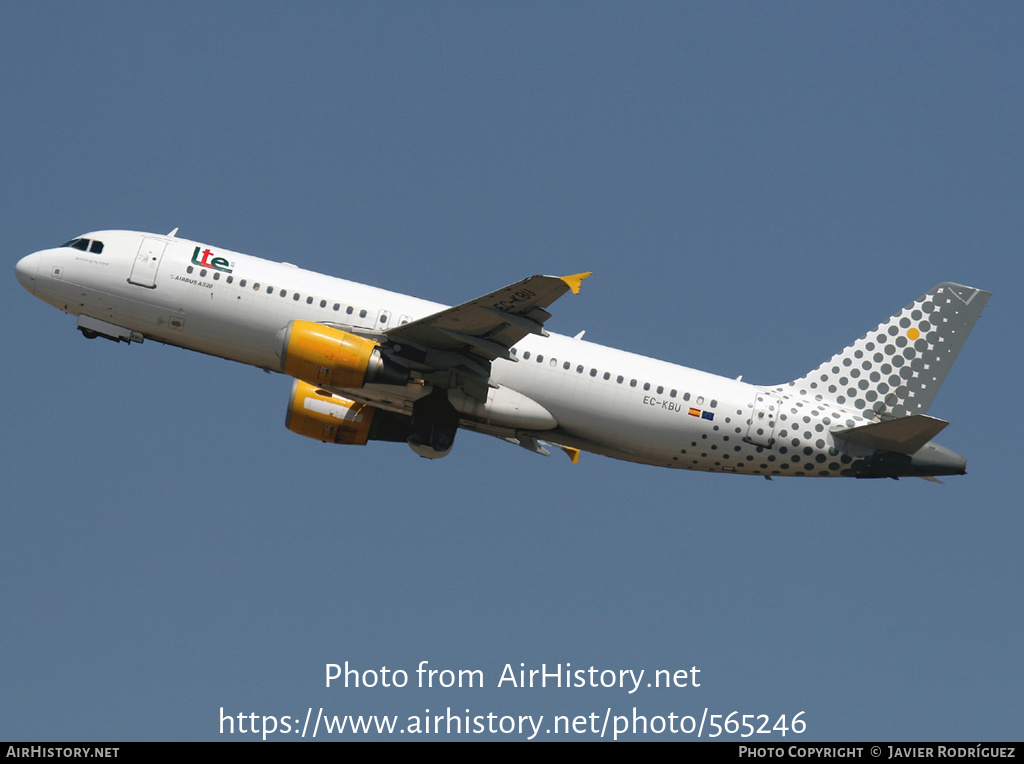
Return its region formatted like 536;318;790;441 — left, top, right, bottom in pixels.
782;283;989;419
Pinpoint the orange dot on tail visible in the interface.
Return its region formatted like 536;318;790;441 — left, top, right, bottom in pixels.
907;328;920;340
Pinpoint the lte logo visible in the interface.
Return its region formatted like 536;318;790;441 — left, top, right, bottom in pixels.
191;247;233;273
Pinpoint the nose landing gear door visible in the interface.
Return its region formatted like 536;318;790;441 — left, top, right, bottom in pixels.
128;237;167;288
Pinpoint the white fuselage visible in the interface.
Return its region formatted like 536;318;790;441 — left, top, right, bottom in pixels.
16;230;968;477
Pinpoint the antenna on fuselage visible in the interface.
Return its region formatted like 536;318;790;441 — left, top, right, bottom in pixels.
167;227;179;237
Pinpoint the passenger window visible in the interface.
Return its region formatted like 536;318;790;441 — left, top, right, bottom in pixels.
200;269;207;277
643;382;650;391
307;297;314;304
576;365;584;373
537;355;544;363
630;379;637;387
359;309;367;318
294;293;301;301
563;362;570;370
266;286;273;294
213;272;220;280
240;279;247;288
346;306;354;315
617;375;624;384
590;369;597;377
187;266;194;274
280;289;287;297
523;351;531;360
603;372;610;380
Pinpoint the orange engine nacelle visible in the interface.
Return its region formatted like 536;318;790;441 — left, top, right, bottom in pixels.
285;380;409;446
286;380;377;445
279;320;406;389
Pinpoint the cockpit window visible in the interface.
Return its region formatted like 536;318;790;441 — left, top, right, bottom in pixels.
60;238;104;254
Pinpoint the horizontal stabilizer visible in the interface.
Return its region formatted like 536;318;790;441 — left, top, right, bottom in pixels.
834;415;949;455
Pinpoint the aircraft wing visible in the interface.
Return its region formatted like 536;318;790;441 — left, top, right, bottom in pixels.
386;272;590;359
383;272;590;400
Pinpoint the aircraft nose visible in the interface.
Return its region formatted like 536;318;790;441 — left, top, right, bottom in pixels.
15;251;42;295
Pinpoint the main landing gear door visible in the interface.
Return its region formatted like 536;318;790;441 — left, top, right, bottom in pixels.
745;391;780;447
128;237;167;288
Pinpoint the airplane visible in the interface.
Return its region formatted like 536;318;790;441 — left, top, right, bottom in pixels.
15;229;989;479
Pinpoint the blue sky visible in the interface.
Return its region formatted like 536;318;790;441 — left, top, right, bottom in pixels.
2;3;1021;740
